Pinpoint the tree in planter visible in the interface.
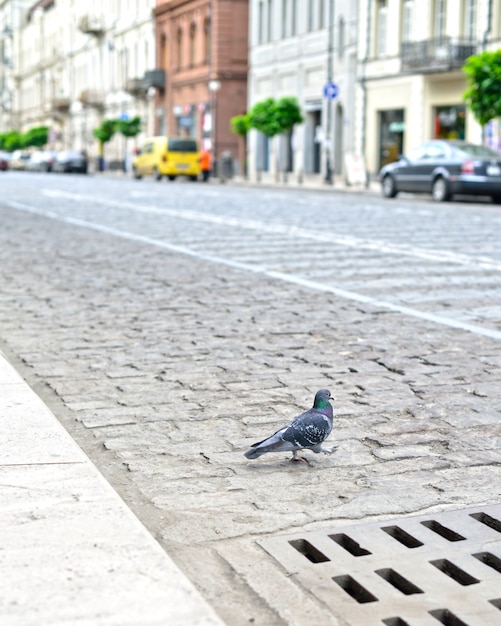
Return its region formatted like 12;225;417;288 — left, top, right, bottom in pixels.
116;116;142;172
230;113;250;177
463;50;501;130
248;97;303;181
248;98;282;181
92;119;118;171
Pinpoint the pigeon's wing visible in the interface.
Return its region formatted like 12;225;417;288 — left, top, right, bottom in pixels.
281;408;333;448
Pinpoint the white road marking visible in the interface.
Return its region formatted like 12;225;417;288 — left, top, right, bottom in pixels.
8;199;501;341
41;189;501;271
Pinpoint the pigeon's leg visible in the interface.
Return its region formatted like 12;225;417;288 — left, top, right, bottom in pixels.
290;450;309;463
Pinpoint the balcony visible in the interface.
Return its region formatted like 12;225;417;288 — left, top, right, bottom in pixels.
401;37;477;73
79;89;105;109
142;69;166;90
78;15;106;36
52;97;71;113
125;78;147;97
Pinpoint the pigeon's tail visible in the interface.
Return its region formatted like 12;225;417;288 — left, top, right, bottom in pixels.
244;434;296;459
244;446;266;459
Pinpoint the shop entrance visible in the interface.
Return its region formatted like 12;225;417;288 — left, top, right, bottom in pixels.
378;109;405;170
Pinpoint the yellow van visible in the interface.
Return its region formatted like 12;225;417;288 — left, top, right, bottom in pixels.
132;136;201;181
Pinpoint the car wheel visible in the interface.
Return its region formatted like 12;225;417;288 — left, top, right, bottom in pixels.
382;174;398;198
491;194;501;204
167;175;176;181
133;167;142;180
153;167;162;181
190;175;198;182
431;176;451;202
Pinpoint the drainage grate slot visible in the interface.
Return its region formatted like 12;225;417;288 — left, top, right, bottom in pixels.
332;575;378;604
288;539;330;563
429;559;479;586
490;598;501;610
328;533;371;556
375;568;424;595
469;511;501;533
382;618;411;626
381;525;424;549
429;608;469;626
421;520;466;542
472;552;501;574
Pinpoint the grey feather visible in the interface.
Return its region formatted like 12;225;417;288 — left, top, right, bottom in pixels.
244;389;337;461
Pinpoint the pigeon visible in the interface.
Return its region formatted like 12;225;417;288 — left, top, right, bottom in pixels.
244;389;337;462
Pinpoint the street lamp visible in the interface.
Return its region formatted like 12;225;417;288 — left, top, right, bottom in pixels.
208;78;220;177
324;0;335;185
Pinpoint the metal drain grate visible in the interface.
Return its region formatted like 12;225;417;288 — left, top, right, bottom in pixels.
258;504;501;626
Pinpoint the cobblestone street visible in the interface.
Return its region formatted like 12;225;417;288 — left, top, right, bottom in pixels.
1;173;500;625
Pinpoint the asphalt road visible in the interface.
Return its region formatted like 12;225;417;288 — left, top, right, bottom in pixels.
1;172;500;625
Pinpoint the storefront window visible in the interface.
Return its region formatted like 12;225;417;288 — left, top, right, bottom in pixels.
433;105;465;139
379;109;405;169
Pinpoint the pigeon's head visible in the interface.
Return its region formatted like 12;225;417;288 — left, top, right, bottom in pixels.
313;388;333;409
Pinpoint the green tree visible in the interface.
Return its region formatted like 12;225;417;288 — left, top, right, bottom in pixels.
463;50;501;127
117;115;141;139
248;97;303;180
92;119;118;171
230;113;251;177
22;126;49;148
3;130;23;151
248;98;281;138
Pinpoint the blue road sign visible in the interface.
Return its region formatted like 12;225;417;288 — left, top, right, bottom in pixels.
323;82;339;100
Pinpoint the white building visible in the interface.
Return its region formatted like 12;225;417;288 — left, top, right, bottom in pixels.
1;0;159;169
356;0;500;175
248;0;359;185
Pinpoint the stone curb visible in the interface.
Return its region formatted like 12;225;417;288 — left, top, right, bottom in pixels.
0;351;224;626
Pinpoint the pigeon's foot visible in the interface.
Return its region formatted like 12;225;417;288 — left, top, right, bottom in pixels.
321;444;339;455
290;451;311;464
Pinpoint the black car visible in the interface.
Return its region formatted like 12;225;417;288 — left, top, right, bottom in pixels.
53;150;88;174
379;140;501;203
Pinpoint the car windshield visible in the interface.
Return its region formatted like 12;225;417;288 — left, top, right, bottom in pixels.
168;139;198;152
451;142;501;158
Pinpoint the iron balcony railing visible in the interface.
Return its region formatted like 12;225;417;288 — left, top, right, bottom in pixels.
401;37;478;72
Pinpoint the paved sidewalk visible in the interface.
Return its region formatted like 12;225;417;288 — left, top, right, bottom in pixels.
0;351;223;626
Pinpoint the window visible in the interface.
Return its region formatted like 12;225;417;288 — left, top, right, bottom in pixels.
177;28;183;69
189;22;196;67
258;1;264;44
376;0;388;57
204;17;210;62
434;0;446;40
463;0;476;40
338;17;345;59
402;0;413;43
282;0;287;37
308;0;313;31
267;0;273;41
291;0;297;35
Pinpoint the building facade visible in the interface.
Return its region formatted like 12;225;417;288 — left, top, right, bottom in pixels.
356;0;500;175
153;0;248;173
1;0;160;168
248;0;359;184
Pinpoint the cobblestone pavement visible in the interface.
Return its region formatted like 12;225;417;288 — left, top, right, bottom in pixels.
1;172;500;625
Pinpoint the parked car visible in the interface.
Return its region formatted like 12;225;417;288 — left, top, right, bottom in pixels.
379;140;501;203
132;136;200;181
26;150;57;172
0;151;10;171
53;150;88;174
9;150;31;171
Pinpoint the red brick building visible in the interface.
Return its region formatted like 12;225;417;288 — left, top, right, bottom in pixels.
154;0;248;173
